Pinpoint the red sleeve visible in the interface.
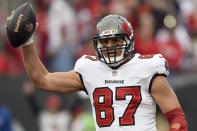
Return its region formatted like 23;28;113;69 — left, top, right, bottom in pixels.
164;107;188;131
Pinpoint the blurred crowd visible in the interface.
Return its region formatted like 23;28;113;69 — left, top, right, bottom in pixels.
21;81;95;131
0;0;197;130
0;0;197;76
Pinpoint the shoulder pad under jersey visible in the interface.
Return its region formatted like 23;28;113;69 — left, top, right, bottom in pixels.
150;54;169;76
74;55;98;75
136;54;169;76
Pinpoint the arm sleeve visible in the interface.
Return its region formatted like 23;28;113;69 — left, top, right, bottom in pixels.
164;107;188;131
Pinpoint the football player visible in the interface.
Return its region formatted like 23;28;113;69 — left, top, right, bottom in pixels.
8;13;188;131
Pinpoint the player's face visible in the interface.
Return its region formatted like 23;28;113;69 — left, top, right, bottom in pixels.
98;37;124;58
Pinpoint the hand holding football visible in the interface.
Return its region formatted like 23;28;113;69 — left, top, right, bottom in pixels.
6;3;37;48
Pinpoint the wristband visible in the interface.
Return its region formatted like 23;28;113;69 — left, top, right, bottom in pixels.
164;107;188;131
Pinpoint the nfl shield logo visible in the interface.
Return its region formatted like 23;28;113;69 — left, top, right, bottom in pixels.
112;71;117;77
26;23;33;32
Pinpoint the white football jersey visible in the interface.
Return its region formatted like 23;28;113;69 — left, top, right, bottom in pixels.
74;53;169;131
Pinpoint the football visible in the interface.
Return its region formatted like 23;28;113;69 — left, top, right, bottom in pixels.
6;3;36;48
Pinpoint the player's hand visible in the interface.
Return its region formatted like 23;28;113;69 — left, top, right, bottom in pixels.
6;3;37;48
22;22;38;46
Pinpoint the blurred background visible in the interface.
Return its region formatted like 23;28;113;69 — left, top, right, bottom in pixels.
0;0;197;131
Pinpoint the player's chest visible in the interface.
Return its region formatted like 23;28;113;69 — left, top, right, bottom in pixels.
85;66;146;89
89;69;145;127
86;68;147;104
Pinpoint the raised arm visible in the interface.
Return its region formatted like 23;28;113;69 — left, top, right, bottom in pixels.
151;76;188;130
6;3;83;93
22;44;83;93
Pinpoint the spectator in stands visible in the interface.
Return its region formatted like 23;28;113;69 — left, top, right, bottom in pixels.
22;81;71;131
46;0;78;72
157;28;184;72
35;0;52;64
44;0;81;110
134;9;159;54
108;0;139;29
